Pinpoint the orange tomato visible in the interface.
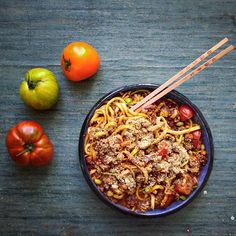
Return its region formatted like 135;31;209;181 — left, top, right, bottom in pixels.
61;42;100;82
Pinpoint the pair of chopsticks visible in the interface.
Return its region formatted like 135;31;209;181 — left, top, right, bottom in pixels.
131;38;234;111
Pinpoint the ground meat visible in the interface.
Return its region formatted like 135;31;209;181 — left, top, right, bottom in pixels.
159;105;170;117
148;112;157;124
103;155;113;164
107;135;121;151
117;170;136;192
165;134;176;142
136;174;145;183
95;135;121;153
155;191;165;206
137;133;154;149
94;134;122;164
122;195;138;209
196;152;208;165
154;173;168;183
146;145;158;154
94;139;109;156
99;164;110;171
103;176;118;189
155;161;172;173
189;155;200;173
123;130;136;142
129;156;145;167
137;200;150;212
172;142;190;161
184;141;194;150
126;117;152;129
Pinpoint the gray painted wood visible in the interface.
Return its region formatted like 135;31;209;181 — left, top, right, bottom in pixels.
0;0;236;235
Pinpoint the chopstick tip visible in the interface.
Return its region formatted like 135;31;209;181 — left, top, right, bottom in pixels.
223;37;229;42
228;45;235;51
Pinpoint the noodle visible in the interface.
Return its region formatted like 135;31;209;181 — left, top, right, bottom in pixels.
84;90;208;212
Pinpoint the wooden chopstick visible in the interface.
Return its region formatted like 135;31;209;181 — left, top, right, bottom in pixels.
131;38;229;111
142;45;235;109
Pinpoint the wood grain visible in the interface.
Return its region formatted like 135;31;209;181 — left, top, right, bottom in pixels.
0;0;236;235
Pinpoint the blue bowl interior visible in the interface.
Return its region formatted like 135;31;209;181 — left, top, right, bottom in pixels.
79;84;214;217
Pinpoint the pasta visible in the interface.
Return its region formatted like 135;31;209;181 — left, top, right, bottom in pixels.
84;90;207;212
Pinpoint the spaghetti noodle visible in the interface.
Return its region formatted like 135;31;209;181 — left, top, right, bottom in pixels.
84;90;207;212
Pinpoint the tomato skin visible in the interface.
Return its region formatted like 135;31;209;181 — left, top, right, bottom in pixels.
19;68;59;110
192;130;201;140
175;174;195;195
158;141;168;159
178;104;194;121
61;42;100;82
160;194;175;208
192;130;202;149
6;121;53;167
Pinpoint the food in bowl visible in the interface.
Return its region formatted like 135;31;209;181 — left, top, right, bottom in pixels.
84;90;208;212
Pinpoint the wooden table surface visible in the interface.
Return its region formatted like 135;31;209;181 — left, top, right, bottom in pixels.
0;0;236;235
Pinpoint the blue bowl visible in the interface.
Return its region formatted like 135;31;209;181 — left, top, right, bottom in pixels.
79;84;214;217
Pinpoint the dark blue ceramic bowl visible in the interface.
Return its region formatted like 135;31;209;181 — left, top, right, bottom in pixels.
79;84;214;217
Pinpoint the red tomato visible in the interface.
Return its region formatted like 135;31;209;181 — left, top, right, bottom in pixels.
192;130;201;140
61;41;100;82
158;141;168;159
160;194;175;208
5;121;53;167
192;130;202;149
178;104;194;121
175;174;195;195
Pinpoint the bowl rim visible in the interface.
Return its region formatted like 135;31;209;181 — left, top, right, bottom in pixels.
79;83;214;217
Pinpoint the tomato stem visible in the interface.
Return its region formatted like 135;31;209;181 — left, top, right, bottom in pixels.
16;149;27;157
26;71;41;90
16;144;35;157
24;143;35;152
28;81;37;89
63;55;71;71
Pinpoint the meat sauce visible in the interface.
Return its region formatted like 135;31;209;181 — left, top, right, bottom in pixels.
85;92;207;212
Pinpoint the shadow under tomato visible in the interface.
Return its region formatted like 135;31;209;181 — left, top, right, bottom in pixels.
63;70;101;97
13;162;52;176
9;163;53;191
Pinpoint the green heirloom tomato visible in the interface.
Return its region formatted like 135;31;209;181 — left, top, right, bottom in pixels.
20;68;59;110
